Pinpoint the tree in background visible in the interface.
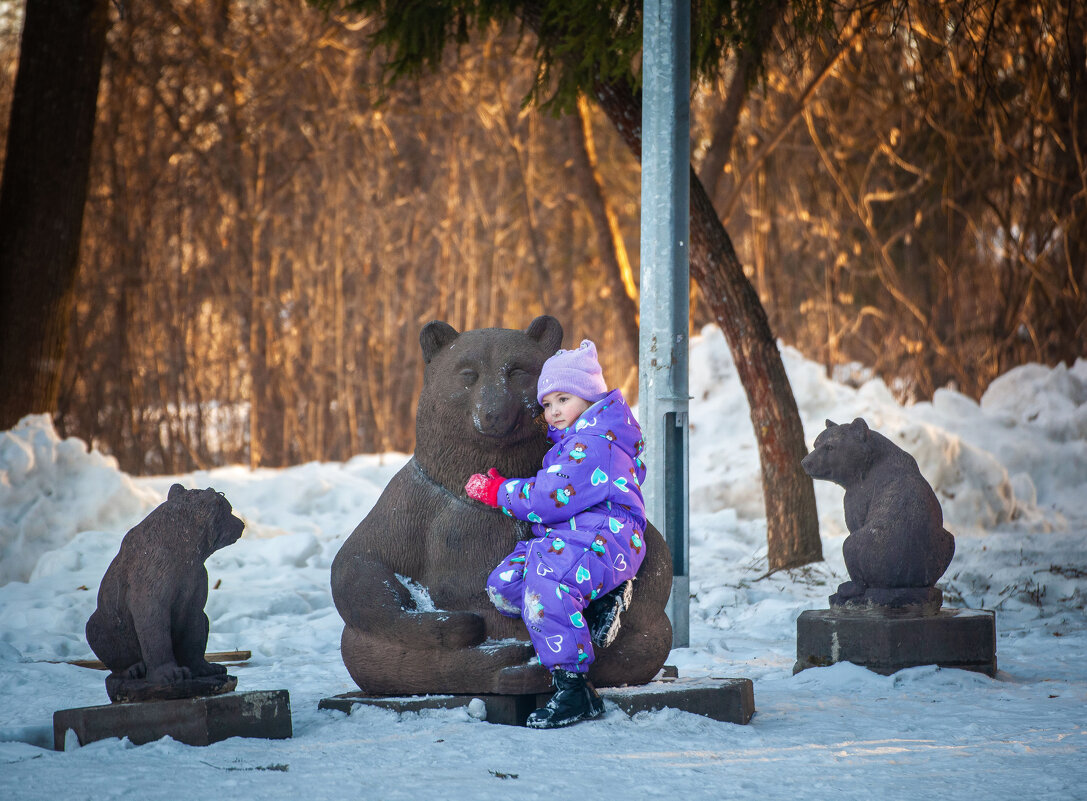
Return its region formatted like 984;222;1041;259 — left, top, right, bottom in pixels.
721;0;1086;399
322;0;826;570
37;2;641;474
0;0;109;430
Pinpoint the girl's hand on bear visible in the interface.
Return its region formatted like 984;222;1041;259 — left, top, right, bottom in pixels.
465;468;505;507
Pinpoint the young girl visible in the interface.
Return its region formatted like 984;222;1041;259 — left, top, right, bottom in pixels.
465;340;647;728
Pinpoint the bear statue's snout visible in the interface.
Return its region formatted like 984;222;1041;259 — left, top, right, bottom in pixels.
472;382;526;438
213;514;245;552
800;450;820;477
226;514;245;542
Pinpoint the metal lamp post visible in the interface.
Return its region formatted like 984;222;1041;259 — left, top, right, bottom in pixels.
639;0;691;647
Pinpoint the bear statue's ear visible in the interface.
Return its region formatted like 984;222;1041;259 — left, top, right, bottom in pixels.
168;483;186;501
419;320;459;364
824;419;836;429
851;417;870;440
524;315;563;354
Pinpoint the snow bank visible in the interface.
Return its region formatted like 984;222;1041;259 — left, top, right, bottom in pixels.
0;416;159;586
688;326;1087;534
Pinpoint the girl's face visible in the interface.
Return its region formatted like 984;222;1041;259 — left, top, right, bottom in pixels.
540;391;591;430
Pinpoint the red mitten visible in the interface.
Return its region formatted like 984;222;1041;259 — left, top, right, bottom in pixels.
465;468;506;507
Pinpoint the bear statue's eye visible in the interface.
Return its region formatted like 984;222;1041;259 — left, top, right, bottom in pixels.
509;367;531;382
460;369;479;386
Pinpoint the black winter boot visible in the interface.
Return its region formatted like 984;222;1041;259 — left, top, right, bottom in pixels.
525;669;605;729
586;579;634;648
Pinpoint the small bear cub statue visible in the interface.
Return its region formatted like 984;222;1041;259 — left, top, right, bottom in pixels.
802;418;955;613
86;484;244;702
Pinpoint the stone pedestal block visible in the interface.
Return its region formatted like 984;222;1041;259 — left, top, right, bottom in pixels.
319;692;542;727
319;676;754;726
602;677;754;723
794;608;996;676
53;689;292;750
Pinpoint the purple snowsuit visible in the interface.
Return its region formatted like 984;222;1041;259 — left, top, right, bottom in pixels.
486;389;647;673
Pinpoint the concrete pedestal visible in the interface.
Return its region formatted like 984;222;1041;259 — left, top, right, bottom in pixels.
794;608;997;676
320;691;542;726
320;676;755;726
602;677;754;723
53;689;292;750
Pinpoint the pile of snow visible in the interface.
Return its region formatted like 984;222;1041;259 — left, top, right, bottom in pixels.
0;416;160;586
690;326;1087;534
1;332;1085;800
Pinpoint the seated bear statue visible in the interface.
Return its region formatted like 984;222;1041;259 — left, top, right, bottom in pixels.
86;484;245;702
802;418;955;612
331;316;673;695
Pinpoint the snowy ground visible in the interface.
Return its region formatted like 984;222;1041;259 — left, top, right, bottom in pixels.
2;327;1085;800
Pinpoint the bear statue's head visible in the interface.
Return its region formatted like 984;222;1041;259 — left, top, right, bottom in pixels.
801;417;873;487
166;483;245;556
416;316;564;448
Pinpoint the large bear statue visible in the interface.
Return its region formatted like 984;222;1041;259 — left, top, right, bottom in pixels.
331;316;673;695
802;418;955;611
86;484;245;701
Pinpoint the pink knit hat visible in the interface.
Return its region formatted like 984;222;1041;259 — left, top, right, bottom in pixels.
536;340;609;405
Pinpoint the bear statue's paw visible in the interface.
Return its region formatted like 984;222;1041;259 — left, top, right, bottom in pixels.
833;580;867;601
146;663;192;684
189;660;228;677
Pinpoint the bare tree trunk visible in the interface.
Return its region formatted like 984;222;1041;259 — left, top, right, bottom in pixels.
0;0;109;429
694;0;783;203
591;78;822;571
687;168;822;570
